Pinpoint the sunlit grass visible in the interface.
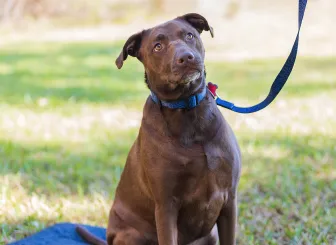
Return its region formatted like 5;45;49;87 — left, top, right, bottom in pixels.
0;42;335;244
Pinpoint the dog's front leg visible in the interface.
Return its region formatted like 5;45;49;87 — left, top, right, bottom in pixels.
155;204;178;245
217;197;237;245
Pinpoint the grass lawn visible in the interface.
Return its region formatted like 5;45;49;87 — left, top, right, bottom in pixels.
0;42;335;244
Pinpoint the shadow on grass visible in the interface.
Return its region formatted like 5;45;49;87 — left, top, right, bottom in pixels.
1;130;335;199
0;72;148;106
236;133;335;244
206;57;336;103
1;42;335;108
238;133;335;197
0;42;148;107
0;128;139;198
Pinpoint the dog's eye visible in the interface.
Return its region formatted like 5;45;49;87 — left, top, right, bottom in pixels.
154;43;163;52
186;33;194;40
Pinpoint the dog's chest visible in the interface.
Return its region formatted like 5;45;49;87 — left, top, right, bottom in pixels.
161;141;235;239
176;163;230;240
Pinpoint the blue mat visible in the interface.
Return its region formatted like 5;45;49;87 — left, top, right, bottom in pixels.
8;223;106;245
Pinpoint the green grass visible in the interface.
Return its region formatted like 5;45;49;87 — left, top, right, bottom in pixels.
0;42;335;244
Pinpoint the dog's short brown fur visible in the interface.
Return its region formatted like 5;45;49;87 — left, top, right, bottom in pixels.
77;13;241;245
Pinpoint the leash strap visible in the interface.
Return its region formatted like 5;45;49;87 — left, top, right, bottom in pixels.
216;0;308;113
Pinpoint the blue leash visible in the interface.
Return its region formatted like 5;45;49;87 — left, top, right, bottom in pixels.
151;0;308;113
216;0;308;113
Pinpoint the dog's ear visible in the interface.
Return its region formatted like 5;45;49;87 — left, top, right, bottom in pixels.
115;31;144;69
179;13;214;38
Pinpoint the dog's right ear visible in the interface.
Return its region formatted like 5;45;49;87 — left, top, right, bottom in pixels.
179;13;214;38
115;31;144;69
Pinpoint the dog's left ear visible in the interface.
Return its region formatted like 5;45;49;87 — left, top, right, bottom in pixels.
179;13;214;38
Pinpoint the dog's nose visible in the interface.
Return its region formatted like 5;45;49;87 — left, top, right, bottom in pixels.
176;51;195;65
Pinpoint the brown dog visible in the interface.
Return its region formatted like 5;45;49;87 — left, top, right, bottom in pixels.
77;13;241;245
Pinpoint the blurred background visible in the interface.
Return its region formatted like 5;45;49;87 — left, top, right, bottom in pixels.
0;0;335;244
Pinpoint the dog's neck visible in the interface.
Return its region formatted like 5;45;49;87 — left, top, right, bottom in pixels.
142;73;221;147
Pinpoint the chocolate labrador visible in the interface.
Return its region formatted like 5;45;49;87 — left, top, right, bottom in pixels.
76;13;241;245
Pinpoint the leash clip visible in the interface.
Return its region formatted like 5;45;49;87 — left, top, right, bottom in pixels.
207;82;218;99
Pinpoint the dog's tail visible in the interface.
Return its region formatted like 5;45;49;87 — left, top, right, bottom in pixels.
76;226;107;245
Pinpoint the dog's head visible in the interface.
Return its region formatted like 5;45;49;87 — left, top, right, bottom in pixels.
116;13;214;100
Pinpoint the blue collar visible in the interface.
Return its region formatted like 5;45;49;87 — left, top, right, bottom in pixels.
150;86;207;109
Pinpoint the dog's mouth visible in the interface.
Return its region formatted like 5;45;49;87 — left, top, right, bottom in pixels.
179;69;201;84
